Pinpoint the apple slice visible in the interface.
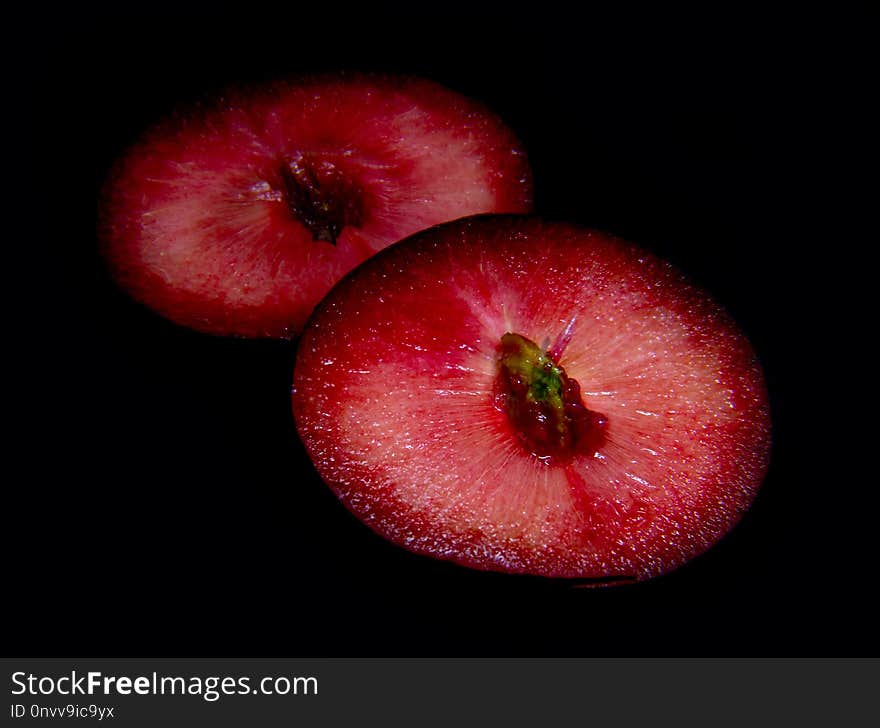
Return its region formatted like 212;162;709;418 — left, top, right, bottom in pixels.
99;75;533;337
292;216;771;582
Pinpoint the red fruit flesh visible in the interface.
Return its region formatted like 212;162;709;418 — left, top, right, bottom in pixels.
99;76;533;337
292;216;771;581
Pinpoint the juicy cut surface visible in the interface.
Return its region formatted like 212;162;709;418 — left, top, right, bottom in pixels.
100;75;533;337
292;217;771;580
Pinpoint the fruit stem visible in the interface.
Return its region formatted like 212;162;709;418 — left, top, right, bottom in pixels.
279;155;363;244
548;315;577;360
497;332;607;461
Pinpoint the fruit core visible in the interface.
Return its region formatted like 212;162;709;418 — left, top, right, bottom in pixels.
278;154;364;244
496;333;607;461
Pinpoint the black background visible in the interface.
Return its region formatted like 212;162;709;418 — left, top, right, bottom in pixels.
11;9;868;655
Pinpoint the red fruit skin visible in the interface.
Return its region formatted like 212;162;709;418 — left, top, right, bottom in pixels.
99;75;533;337
292;216;771;582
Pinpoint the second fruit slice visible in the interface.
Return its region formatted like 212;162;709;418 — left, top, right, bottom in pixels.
100;75;533;337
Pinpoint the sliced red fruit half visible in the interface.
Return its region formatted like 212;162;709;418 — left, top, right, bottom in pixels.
99;75;533;337
292;216;771;582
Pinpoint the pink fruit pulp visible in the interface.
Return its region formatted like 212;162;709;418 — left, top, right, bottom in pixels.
100;76;533;337
292;216;771;581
